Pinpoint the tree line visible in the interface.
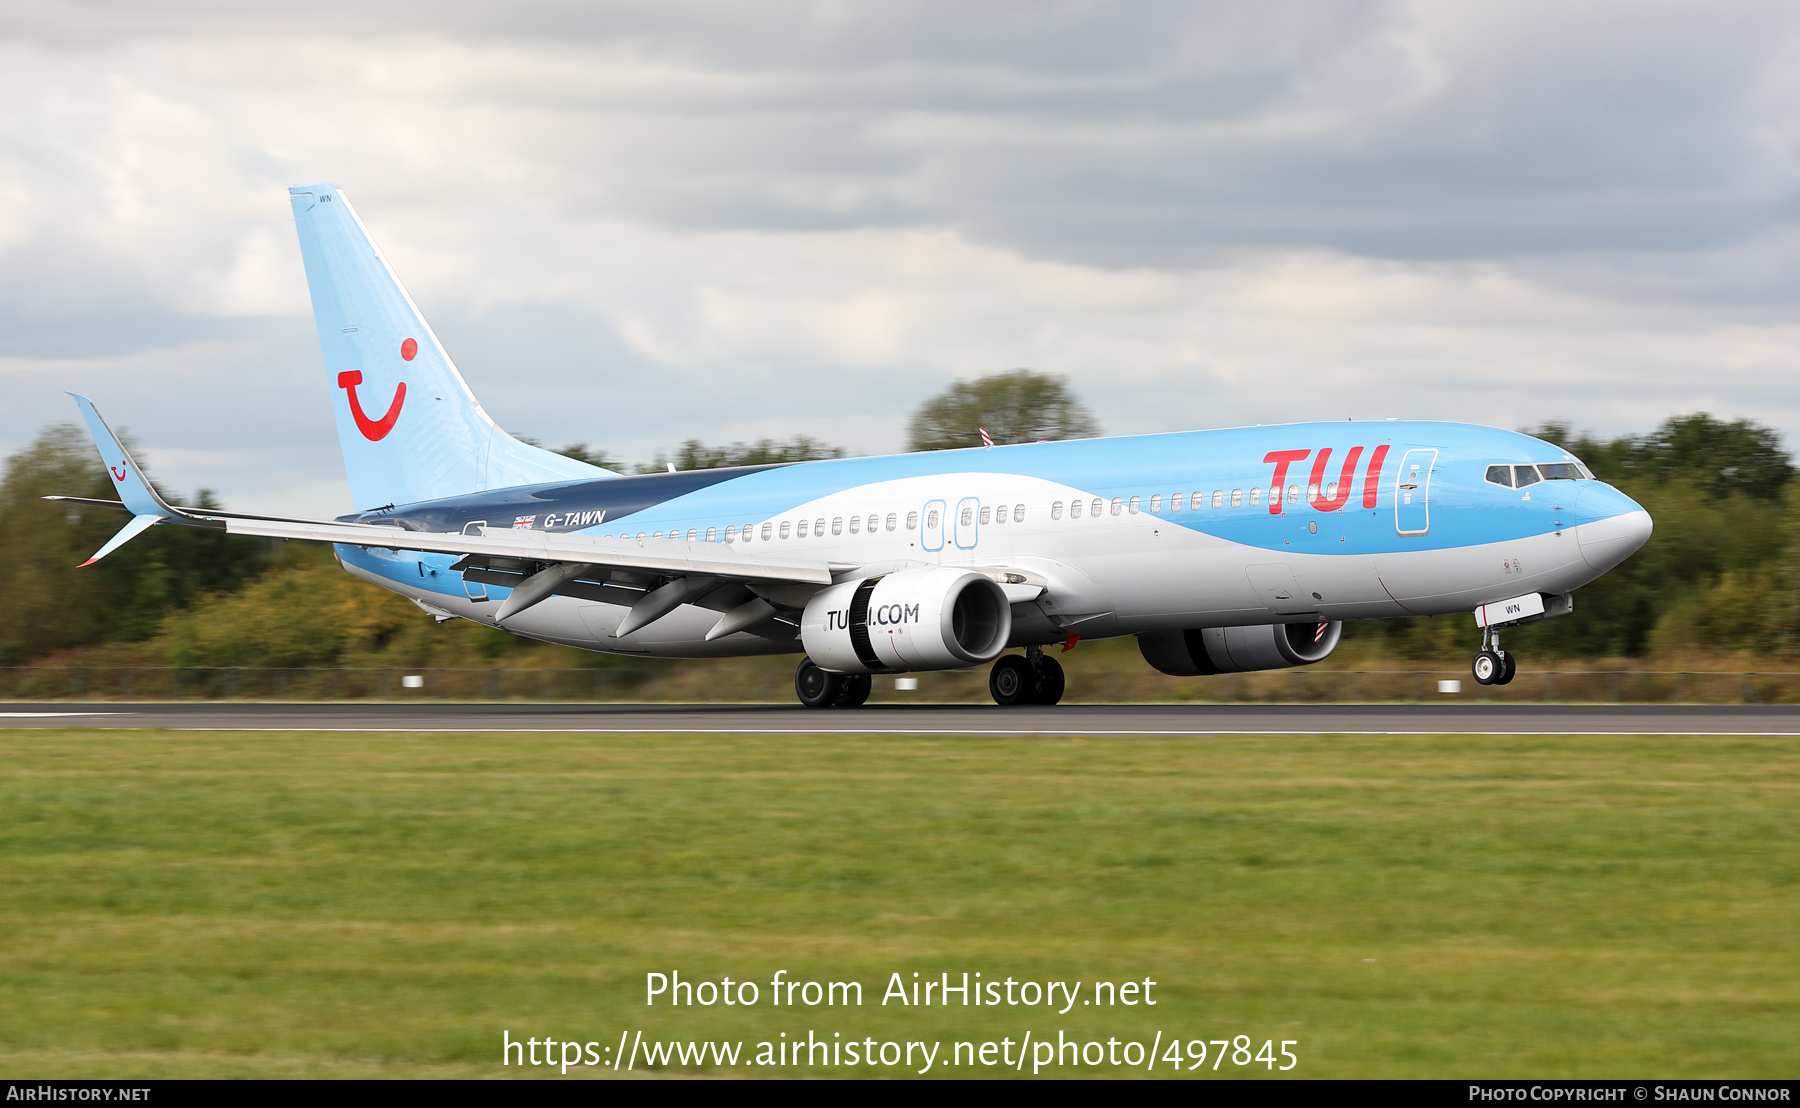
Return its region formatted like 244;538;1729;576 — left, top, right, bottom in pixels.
0;371;1792;668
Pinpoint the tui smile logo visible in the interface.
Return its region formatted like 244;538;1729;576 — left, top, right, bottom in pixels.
110;462;128;482
336;338;416;442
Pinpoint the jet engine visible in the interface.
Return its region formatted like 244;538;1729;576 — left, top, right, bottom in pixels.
1137;621;1343;676
802;566;1011;673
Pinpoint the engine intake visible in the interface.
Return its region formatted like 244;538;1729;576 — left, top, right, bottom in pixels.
1138;621;1343;676
802;567;1012;673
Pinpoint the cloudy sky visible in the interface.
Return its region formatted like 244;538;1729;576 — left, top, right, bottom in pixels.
4;0;1799;514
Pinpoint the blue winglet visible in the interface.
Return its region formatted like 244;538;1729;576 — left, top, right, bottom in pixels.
67;393;182;565
67;393;177;518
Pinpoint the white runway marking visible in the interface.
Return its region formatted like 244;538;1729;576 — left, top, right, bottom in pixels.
0;712;125;717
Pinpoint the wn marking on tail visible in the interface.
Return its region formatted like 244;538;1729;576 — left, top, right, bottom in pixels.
337;370;406;441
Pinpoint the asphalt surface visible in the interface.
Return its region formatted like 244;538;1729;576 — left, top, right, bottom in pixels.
0;702;1795;734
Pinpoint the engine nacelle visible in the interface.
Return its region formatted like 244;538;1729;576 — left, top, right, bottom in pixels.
1138;621;1343;676
802;567;1012;674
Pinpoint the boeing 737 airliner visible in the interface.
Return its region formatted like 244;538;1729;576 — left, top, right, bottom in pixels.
54;183;1653;707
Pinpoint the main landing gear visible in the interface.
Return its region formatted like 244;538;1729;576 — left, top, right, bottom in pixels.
989;647;1066;706
1471;626;1518;686
794;659;872;708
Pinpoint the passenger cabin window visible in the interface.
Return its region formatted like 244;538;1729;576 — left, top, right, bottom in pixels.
1514;465;1542;488
1326;481;1338;501
849;516;861;534
1485;465;1514;487
724;525;735;541
1286;485;1298;504
1230;489;1242;508
779;521;790;539
815;517;825;535
1170;493;1182;512
922;511;936;530
760;523;772;541
1212;490;1224;509
1013;503;1025;521
960;506;973;527
1128;495;1141;514
868;513;880;532
996;505;1008;523
706;526;717;542
742;523;754;541
1249;487;1262;507
1307;483;1319;502
1052;501;1064;520
637;532;647;540
979;506;991;525
833;517;844;535
1069;500;1082;519
797;520;809;537
1091;498;1104;517
687;528;697;541
886;512;897;531
906;511;918;530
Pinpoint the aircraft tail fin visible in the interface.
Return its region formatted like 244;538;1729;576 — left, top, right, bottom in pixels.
287;183;616;511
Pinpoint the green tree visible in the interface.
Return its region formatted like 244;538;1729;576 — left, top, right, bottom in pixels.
660;436;845;471
1531;414;1794;500
0;424;270;664
908;370;1100;452
552;436;844;473
552;443;625;471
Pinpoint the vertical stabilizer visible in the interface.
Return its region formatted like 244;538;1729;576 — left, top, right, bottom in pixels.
288;183;614;510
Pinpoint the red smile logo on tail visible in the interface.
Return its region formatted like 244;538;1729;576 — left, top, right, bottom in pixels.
336;338;415;442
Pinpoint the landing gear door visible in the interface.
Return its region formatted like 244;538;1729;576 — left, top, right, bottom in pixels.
921;500;946;552
1394;449;1437;536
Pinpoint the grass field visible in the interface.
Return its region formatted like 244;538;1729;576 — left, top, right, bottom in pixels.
1;729;1796;1079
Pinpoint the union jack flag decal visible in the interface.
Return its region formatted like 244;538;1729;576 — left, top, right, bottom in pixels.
512;515;536;529
979;426;994;449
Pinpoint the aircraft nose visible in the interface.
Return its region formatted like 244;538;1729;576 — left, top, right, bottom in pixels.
1576;502;1653;572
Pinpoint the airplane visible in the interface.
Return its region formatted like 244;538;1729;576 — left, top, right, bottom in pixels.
51;182;1655;708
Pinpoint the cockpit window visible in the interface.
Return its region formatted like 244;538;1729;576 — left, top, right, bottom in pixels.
1513;465;1543;488
1537;463;1580;481
1485;465;1514;488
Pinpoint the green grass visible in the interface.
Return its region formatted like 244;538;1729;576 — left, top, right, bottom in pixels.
0;730;1796;1078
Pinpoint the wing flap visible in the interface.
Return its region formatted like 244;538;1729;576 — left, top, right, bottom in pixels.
217;514;833;585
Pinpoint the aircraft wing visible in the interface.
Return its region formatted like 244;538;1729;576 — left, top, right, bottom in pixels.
54;393;832;592
212;514;832;585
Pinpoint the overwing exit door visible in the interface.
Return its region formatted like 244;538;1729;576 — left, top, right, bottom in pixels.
1394;449;1437;536
921;499;946;552
954;497;980;550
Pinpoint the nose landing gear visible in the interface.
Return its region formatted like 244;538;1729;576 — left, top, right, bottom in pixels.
988;647;1066;706
1472;627;1518;686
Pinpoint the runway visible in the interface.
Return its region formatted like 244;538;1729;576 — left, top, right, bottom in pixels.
1;702;1797;734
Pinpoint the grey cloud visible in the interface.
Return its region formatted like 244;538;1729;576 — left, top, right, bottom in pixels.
2;1;1797;516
